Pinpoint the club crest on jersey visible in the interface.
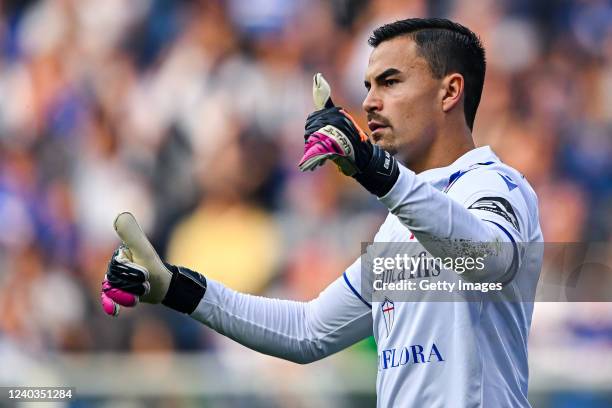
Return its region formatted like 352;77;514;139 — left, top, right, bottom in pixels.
381;297;395;337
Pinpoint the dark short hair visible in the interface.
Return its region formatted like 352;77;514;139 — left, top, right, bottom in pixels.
369;18;486;130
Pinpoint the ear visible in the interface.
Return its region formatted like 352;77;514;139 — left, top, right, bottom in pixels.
441;73;464;113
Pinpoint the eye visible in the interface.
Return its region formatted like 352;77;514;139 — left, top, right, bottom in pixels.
384;79;398;87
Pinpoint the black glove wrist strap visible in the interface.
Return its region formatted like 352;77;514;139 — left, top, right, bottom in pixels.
162;263;207;314
353;145;400;197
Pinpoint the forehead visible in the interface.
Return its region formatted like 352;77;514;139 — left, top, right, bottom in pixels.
365;36;429;80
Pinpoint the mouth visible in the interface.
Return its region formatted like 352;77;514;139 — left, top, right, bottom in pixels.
368;121;389;141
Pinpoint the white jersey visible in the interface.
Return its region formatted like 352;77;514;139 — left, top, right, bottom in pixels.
191;146;543;407
345;146;543;407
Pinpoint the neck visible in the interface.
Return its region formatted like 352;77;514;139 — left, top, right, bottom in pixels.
407;124;475;174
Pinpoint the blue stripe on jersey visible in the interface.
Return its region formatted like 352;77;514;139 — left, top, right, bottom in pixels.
498;172;518;191
444;161;495;193
343;272;372;309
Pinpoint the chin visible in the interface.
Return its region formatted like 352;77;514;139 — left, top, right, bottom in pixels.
373;138;398;156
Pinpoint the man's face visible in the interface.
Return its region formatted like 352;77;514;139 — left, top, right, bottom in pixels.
363;36;442;165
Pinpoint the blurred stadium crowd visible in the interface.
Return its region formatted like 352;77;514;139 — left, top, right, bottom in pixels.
0;0;611;404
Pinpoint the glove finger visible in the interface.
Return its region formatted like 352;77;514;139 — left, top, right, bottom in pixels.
102;279;139;307
300;131;345;160
113;213;172;304
100;291;120;317
299;153;337;172
113;213;160;266
313;73;334;110
108;259;149;283
106;274;150;296
305;107;342;138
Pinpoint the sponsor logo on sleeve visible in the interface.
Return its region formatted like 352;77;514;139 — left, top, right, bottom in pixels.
468;196;520;232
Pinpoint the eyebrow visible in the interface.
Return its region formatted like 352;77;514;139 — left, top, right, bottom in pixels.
364;68;402;88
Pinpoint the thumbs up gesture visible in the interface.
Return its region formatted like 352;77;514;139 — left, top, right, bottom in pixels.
298;73;371;176
101;212;207;316
298;73;400;198
312;72;334;110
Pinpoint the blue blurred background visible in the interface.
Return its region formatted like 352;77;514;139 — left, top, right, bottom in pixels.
0;0;611;407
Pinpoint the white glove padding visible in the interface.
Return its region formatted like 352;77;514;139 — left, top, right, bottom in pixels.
112;212;172;304
102;212;208;317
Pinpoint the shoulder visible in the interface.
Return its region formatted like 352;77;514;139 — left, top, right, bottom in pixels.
446;161;536;204
446;160;540;239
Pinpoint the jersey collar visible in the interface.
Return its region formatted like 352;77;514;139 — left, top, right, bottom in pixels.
416;146;500;187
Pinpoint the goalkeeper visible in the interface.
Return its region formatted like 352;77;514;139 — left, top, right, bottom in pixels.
102;18;543;407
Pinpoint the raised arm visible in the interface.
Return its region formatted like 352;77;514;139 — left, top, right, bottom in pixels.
299;74;529;282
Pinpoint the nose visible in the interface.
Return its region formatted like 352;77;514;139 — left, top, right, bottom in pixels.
362;89;382;114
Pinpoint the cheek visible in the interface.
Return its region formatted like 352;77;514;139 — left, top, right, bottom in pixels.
392;96;424;134
400;89;438;128
383;81;438;137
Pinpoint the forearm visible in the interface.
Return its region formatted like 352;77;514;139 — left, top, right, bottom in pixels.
102;214;372;357
190;276;372;364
